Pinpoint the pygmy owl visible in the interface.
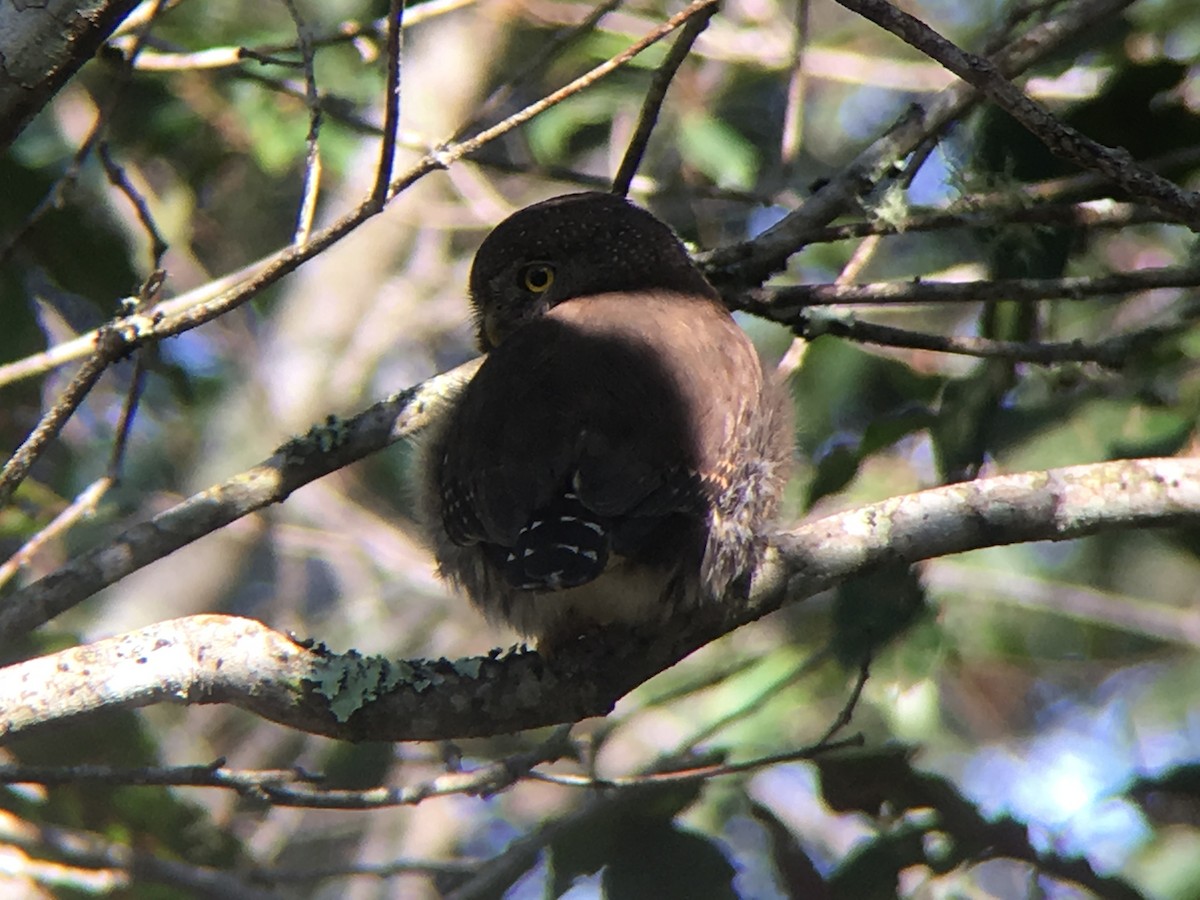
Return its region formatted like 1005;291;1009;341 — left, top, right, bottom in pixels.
418;191;793;647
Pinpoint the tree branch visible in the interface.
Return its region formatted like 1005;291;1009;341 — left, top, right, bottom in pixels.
2;456;1196;743
697;0;1140;286
0;0;142;151
0;0;721;391
834;0;1200;228
733;265;1200;311
0;357;482;642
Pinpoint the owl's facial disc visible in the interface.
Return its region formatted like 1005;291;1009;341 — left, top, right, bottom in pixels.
475;259;560;351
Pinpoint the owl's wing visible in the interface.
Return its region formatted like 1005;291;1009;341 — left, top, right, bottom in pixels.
437;292;763;588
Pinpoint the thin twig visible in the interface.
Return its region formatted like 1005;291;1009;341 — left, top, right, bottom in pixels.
680;647;835;749
0;477;112;591
254;857;479;884
258;725;573;808
0;337;116;510
800;311;1129;367
813;654;871;746
96;142;168;269
734;265;1200;312
778;209;883;378
441;0;721;169
0;761;320;790
450;0;624;142
779;0;809;175
372;0;406;208
834;0;1200;228
528;735;864;789
107;359;149;479
281;0;323;245
967;144;1200;208
801;198;1163;244
107;272;164;481
611;0;718;196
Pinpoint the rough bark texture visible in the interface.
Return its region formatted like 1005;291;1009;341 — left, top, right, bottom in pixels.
2;457;1196;744
0;0;140;150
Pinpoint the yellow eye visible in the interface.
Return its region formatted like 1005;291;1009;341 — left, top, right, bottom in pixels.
520;263;555;294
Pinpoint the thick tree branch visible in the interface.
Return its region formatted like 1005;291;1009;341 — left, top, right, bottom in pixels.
1;457;1196;743
0;0;1137;391
0;0;715;393
0;0;143;151
698;0;1140;286
0;357;482;642
834;0;1200;229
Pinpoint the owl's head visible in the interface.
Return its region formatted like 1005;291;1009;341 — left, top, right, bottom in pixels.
468;192;716;351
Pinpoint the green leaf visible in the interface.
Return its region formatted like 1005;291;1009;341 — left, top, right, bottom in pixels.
678;113;759;190
527;90;623;163
832;562;929;664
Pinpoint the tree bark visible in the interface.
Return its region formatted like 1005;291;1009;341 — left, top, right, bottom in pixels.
0;0;140;151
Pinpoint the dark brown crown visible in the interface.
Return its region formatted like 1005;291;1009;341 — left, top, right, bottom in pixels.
468;192;717;350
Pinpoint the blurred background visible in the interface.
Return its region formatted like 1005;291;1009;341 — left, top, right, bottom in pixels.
1;0;1199;896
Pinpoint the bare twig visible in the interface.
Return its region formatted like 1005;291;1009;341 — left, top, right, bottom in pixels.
97;142;168;269
281;0;322;244
443;0;720;166
259;726;573;808
254;856;478;884
967;145;1200;208
733;265;1200;312
813;654;871;746
776;192;885;378
0;477;112;591
451;0;624;142
528;734;862;789
800;199;1163;244
611;0;718;196
0;761;319;790
678;647;834;749
834;0;1200;228
0;336;116;510
699;0;1141;285
779;0;810;173
107;271;163;480
371;0;405;208
799;310;1131;368
107;357;148;478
